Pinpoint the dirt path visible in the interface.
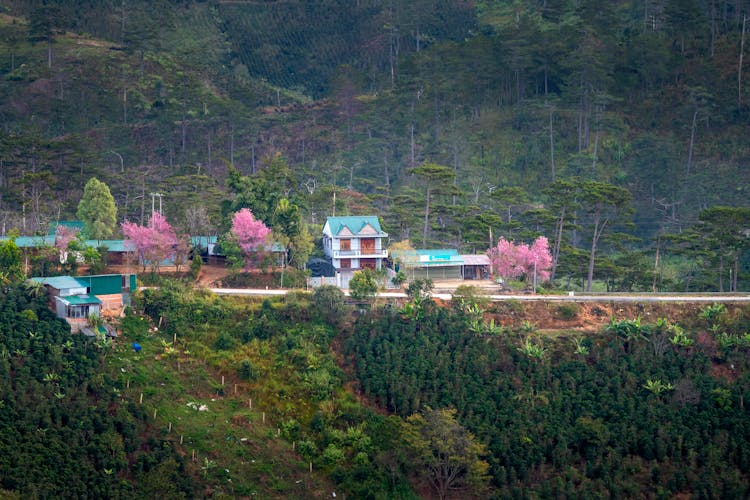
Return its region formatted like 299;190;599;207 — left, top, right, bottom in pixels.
196;264;230;286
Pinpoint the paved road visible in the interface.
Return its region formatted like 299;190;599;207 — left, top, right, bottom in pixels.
210;288;750;302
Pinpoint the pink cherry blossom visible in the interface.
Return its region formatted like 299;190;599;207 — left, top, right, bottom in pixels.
487;236;552;282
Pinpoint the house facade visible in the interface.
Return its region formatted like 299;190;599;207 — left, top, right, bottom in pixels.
32;274;136;332
322;216;388;288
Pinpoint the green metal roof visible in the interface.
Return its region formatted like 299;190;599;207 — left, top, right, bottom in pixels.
326;216;386;236
1;235;56;248
32;276;87;289
32;274;137;294
88;240;134;252
0;236;134;251
61;294;101;305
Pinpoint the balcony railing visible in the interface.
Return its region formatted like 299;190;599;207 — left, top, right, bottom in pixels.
333;249;388;258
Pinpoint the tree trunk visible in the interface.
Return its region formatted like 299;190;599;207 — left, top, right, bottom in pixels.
383;147;390;192
410;123;415;167
739;15;747;108
711;1;716;58
550;207;565;282
123;87;128;124
652;234;660;293
181;100;187;154
207;130;212;173
718;253;724;292
686;110;697;177
549;105;555;181
422;186;431;247
586;211;606;292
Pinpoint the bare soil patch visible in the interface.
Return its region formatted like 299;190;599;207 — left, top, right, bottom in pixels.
487;301;706;332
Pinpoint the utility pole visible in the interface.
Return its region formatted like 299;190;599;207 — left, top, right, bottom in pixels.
150;193;164;216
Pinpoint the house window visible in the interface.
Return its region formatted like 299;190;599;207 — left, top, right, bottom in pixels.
340;239;351;251
340;258;351;269
67;305;90;319
361;258;376;269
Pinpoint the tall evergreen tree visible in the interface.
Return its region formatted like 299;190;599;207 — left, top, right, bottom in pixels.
77;178;117;242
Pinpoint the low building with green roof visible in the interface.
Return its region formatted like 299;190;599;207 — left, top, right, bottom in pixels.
32;274;136;332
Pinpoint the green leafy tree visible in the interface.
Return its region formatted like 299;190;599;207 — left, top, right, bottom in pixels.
578;181;633;292
273;198;314;269
0;237;24;282
693;207;750;292
402;407;489;500
28;4;63;68
349;268;378;300
411;163;458;247
77;178;117;242
313;285;347;326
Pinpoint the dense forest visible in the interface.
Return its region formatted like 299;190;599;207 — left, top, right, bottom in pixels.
0;0;748;291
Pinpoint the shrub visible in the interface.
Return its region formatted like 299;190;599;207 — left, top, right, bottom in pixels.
406;278;433;300
322;444;346;465
453;285;489;310
313;285;347;325
556;303;580;320
349;269;378;300
214;332;236;350
237;359;255;380
188;255;202;281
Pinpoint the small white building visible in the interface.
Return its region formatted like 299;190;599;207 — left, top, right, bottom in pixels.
322;216;388;288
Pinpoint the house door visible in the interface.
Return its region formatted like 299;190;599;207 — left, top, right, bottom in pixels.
361;238;375;253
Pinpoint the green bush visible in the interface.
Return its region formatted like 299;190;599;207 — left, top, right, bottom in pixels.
556;303;580;320
349;269;378;300
237;359;256;380
188;256;202;281
214;331;236;350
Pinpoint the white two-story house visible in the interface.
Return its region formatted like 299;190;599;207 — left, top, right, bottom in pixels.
322;216;388;288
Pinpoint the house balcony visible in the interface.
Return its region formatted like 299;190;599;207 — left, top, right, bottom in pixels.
333;249;388;258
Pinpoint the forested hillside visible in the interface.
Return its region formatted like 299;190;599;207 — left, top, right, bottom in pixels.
0;0;749;291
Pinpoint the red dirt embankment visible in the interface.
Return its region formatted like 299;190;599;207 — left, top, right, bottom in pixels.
487;301;713;333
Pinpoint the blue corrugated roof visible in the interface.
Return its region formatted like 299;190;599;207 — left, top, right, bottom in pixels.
326;216;386;236
415;249;459;257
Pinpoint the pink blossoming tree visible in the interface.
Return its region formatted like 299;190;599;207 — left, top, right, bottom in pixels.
230;208;271;269
122;212;179;273
488;236;552;284
54;225;80;250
